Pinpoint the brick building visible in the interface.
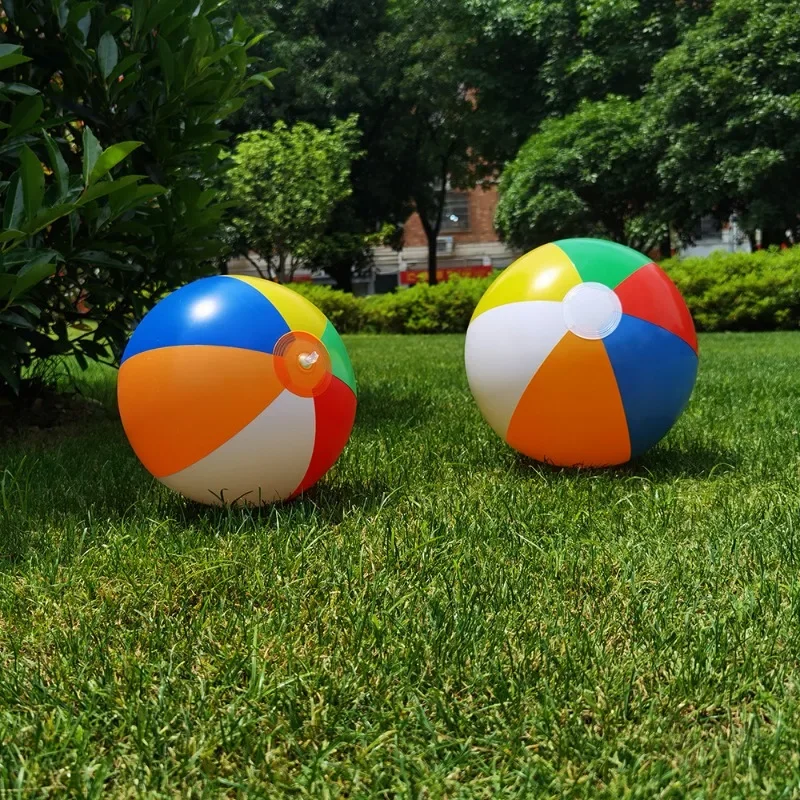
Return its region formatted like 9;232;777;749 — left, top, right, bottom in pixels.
371;184;519;290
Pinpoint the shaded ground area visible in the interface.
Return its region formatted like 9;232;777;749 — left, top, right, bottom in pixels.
2;333;800;796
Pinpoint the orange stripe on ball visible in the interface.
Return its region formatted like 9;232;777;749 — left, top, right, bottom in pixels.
118;345;284;478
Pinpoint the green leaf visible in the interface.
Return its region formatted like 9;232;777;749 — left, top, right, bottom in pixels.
78;174;146;205
9;252;58;302
217;97;246;119
18;145;44;222
0;247;58;268
9;95;43;136
246;70;284;91
109;53;144;83
74;250;142;271
0;310;34;329
110;72;141;98
189;16;214;63
126;185;166;204
2;174;23;231
232;14;254;42
109;183;166;216
55;0;69;28
198;43;241;71
143;0;177;34
0;354;20;394
82;126;102;187
132;0;146;35
0;273;15;299
43;132;69;201
0;44;31;72
97;32;119;79
246;32;270;50
1;0;15;23
0;82;40;96
68;1;96;26
0;229;25;245
23;203;77;237
156;36;175;87
76;9;93;43
88;141;142;184
16;300;41;318
231;45;247;76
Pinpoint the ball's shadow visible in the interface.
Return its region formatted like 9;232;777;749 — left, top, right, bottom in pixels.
353;383;438;431
512;438;737;481
167;474;395;530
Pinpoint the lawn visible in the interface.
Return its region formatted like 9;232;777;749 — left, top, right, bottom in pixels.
2;332;800;797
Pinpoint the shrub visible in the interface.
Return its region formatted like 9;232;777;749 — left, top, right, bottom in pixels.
286;274;495;334
362;276;494;333
662;248;800;332
287;283;367;333
0;46;159;395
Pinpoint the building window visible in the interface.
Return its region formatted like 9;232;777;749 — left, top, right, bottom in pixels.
440;191;470;232
693;215;722;239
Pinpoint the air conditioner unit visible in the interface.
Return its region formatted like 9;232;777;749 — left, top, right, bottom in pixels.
436;236;454;255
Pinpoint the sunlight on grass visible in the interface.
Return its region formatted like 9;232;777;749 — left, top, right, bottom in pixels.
1;332;800;796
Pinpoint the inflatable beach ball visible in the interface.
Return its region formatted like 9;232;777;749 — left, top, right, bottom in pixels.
117;275;357;505
465;238;698;467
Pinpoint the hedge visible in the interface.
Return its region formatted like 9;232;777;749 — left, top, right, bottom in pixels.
289;247;800;334
660;249;800;332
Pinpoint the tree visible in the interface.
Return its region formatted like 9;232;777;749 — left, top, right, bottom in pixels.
0;0;269;394
225;117;362;282
230;0;414;289
648;0;800;246
232;0;494;285
495;97;667;253
459;0;713;167
386;0;489;284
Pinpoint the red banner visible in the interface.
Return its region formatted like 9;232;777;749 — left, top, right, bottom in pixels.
400;265;493;285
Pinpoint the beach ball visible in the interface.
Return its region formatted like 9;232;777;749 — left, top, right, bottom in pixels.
465;238;698;467
117;275;357;505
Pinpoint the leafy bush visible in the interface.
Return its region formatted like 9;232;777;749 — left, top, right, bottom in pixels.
286;283;367;332
225;117;362;282
662;248;800;331
0;0;268;395
362;277;494;334
287;248;800;335
287;275;494;334
0;45;159;394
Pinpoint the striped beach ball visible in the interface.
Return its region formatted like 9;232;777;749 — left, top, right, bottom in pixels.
118;275;357;505
465;238;698;467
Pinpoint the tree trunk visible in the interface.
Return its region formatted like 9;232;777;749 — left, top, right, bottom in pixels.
414;153;452;287
659;230;672;261
332;261;354;292
416;198;444;286
759;227;785;249
241;251;271;279
427;234;438;286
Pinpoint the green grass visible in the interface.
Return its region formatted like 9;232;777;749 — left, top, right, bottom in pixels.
2;332;800;797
